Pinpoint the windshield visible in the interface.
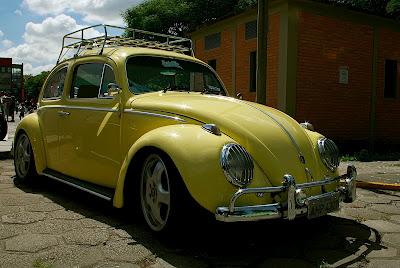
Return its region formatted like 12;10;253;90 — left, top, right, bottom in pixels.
126;56;226;95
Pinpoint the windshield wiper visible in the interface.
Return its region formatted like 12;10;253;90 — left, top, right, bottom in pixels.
162;85;177;93
202;87;220;95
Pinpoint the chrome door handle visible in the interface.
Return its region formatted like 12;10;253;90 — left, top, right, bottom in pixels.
57;111;70;116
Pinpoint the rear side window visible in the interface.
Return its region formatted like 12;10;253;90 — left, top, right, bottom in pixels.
70;63;116;98
43;67;67;99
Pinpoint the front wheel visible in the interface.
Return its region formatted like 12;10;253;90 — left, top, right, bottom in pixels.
14;133;37;184
140;153;180;232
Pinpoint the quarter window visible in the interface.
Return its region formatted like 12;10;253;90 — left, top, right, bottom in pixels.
384;59;398;98
43;67;67;99
100;65;116;97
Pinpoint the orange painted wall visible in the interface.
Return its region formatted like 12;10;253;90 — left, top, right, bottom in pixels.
194;13;280;108
295;11;373;143
375;29;400;144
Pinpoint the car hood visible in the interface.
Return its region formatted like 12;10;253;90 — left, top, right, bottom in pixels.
130;92;326;186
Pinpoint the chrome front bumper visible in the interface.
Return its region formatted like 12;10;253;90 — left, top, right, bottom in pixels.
215;165;357;222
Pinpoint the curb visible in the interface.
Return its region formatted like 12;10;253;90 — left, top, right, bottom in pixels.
357;180;400;191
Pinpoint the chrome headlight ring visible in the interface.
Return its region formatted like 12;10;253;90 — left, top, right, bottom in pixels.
317;138;340;172
220;143;254;187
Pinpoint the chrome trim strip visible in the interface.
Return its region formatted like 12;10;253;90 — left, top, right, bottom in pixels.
42;172;112;201
123;109;186;122
38;105;118;113
244;102;305;162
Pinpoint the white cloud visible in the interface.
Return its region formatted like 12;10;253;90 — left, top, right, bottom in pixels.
24;63;54;75
23;0;142;25
14;9;22;16
2;40;13;48
0;30;3;38
0;14;101;75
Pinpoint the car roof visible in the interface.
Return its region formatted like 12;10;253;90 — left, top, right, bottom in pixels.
58;46;205;67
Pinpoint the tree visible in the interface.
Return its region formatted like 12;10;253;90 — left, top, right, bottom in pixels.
123;0;400;36
122;0;255;36
387;0;400;19
24;71;50;100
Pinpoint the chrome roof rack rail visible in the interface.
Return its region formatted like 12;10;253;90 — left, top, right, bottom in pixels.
56;24;193;64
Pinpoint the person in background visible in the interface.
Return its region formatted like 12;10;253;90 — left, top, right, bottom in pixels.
19;103;25;120
9;96;15;122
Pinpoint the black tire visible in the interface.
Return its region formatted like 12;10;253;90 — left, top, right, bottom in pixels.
14;132;37;184
139;152;186;233
0;115;7;141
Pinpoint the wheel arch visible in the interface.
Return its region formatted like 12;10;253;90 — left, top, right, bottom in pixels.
113;124;235;213
14;114;47;174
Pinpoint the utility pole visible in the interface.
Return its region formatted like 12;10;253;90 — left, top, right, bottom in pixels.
256;0;269;105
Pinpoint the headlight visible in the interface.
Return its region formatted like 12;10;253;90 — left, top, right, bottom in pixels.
220;143;254;187
317;138;339;171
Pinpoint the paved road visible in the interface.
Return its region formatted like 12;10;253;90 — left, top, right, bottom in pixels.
1;160;400;267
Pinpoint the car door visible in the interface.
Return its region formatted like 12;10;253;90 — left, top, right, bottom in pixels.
38;65;68;172
58;60;122;188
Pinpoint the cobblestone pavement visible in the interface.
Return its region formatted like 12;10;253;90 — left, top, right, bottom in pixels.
1;159;400;267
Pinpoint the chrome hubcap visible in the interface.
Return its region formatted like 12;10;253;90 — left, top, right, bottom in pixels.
15;134;31;178
140;154;171;231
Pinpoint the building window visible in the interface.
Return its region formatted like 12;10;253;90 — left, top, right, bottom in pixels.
245;20;257;40
384;59;398;98
205;33;221;50
208;59;217;71
249;51;257;92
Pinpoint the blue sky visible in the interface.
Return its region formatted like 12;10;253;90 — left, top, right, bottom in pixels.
0;0;143;75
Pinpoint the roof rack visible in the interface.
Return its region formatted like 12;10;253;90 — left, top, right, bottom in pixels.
57;24;193;63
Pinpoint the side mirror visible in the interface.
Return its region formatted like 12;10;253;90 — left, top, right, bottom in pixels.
236;92;243;100
107;83;121;96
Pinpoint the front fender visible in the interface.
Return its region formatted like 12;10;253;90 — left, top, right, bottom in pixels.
114;124;240;211
14;113;47;174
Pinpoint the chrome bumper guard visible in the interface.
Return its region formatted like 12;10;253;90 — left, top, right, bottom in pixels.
215;165;357;222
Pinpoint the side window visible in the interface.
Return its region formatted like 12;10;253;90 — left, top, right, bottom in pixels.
43;67;67;99
100;65;116;97
70;63;103;98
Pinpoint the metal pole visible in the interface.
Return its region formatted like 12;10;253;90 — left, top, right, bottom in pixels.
256;0;269;105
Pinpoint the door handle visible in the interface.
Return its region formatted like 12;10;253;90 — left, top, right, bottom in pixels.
57;111;70;116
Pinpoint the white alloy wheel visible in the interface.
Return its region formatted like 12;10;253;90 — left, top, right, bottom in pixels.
140;154;171;232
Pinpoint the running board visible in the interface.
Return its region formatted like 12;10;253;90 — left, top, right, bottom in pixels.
42;169;114;201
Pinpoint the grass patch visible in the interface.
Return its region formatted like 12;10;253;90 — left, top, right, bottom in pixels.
341;150;400;162
32;259;53;268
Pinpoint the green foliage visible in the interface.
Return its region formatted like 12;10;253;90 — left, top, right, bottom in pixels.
123;0;400;36
123;0;252;36
387;0;400;17
24;71;50;100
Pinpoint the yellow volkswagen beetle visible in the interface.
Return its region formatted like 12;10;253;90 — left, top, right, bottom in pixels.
13;25;356;232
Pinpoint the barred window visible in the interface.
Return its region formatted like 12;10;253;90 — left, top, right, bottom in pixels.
205;33;221;50
249;51;257;92
208;59;217;71
245;20;257;40
384;59;398;98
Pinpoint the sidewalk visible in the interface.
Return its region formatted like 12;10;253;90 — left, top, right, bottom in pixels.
0;116;20;159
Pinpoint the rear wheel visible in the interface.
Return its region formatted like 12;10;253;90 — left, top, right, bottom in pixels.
14;133;37;184
140;153;178;232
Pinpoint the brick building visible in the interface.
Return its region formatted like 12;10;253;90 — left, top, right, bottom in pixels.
0;57;24;100
190;0;400;152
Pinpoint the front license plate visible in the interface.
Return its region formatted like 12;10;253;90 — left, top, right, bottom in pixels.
307;192;340;219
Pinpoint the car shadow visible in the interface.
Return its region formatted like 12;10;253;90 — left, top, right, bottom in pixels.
17;176;385;268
